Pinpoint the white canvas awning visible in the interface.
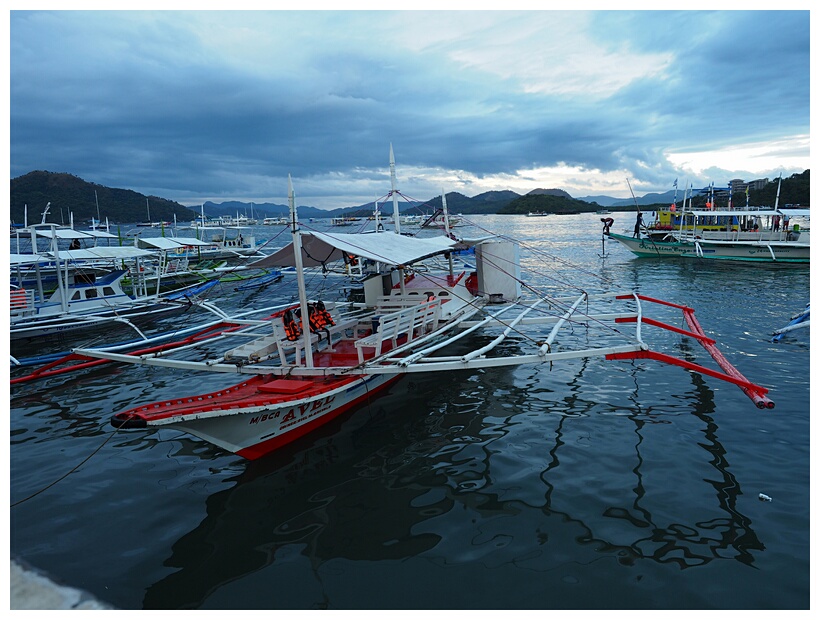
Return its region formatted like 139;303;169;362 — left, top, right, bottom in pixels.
690;209;780;217
84;230;119;239
136;237;186;250
49;247;156;261
250;230;457;269
136;236;212;250
167;236;213;246
33;228;95;239
10;253;49;266
778;208;810;217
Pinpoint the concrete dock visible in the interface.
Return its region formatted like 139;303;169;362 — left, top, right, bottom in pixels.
10;559;114;610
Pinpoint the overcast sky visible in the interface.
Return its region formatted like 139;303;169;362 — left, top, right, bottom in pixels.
8;8;811;210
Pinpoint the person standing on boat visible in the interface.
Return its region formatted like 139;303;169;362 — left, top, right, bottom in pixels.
633;212;643;238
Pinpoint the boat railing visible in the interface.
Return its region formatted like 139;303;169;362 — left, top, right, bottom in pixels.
675;228;803;243
10;288;36;316
355;298;442;363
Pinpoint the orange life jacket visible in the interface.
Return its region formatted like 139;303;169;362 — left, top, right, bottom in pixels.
311;301;335;329
307;302;334;342
282;308;302;341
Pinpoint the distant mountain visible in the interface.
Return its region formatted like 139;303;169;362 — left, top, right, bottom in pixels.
577;190;677;207
527;188;572;198
577;195;619;207
609;190;678;208
502;193;598;215
201;200;289;219
474;190;520;203
11;170;809;226
11;171;199;226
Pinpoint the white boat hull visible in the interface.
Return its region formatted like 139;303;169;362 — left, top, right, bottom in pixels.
117;373;401;459
607;232;810;263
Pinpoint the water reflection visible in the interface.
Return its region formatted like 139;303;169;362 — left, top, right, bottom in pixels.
142;347;763;608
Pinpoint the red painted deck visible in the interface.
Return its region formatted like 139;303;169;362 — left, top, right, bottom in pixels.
111;336;403;427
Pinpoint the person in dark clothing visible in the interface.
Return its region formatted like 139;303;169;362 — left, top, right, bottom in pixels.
633;212;643;238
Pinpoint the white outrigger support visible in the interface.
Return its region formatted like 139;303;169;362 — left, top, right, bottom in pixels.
65;287;772;412
369;291;646;374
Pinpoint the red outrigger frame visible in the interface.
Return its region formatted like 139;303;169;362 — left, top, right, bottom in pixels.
609;294;773;409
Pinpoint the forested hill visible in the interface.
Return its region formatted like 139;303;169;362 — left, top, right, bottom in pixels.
10;169;810;225
10;171;198;225
500;193;604;215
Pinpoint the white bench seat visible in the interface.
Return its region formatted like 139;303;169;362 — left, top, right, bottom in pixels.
224;302;356;365
354;298;442;363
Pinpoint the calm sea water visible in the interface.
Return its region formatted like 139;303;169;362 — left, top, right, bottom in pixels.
9;214;811;609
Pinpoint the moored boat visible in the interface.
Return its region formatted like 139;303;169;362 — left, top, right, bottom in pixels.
607;207;809;263
772;303;809;341
19;149;773;461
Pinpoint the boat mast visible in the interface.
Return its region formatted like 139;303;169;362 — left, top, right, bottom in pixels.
390;144;407;294
50;226;69;314
441;189;452;237
774;174;782;210
288;174;314;368
389;143;401;235
374;195;382;232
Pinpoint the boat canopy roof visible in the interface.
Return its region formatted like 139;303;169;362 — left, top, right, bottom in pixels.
137;237;212;250
251;230;457;269
84;230;118;239
10;253;48;266
49;247;156;261
32;228;96;240
168;236;213;246
778;208;810;217
691;209;779;217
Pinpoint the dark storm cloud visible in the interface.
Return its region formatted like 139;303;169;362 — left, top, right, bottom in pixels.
10;9;810;207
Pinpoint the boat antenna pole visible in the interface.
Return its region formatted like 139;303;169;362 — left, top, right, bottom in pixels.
628;178;662;255
774;173;782;210
289;174;314;368
442;190;454;275
626;178;642;229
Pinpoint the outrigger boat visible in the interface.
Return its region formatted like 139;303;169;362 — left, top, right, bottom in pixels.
607;176;810;263
607;207;809;263
10;229;193;343
17;151;773;461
